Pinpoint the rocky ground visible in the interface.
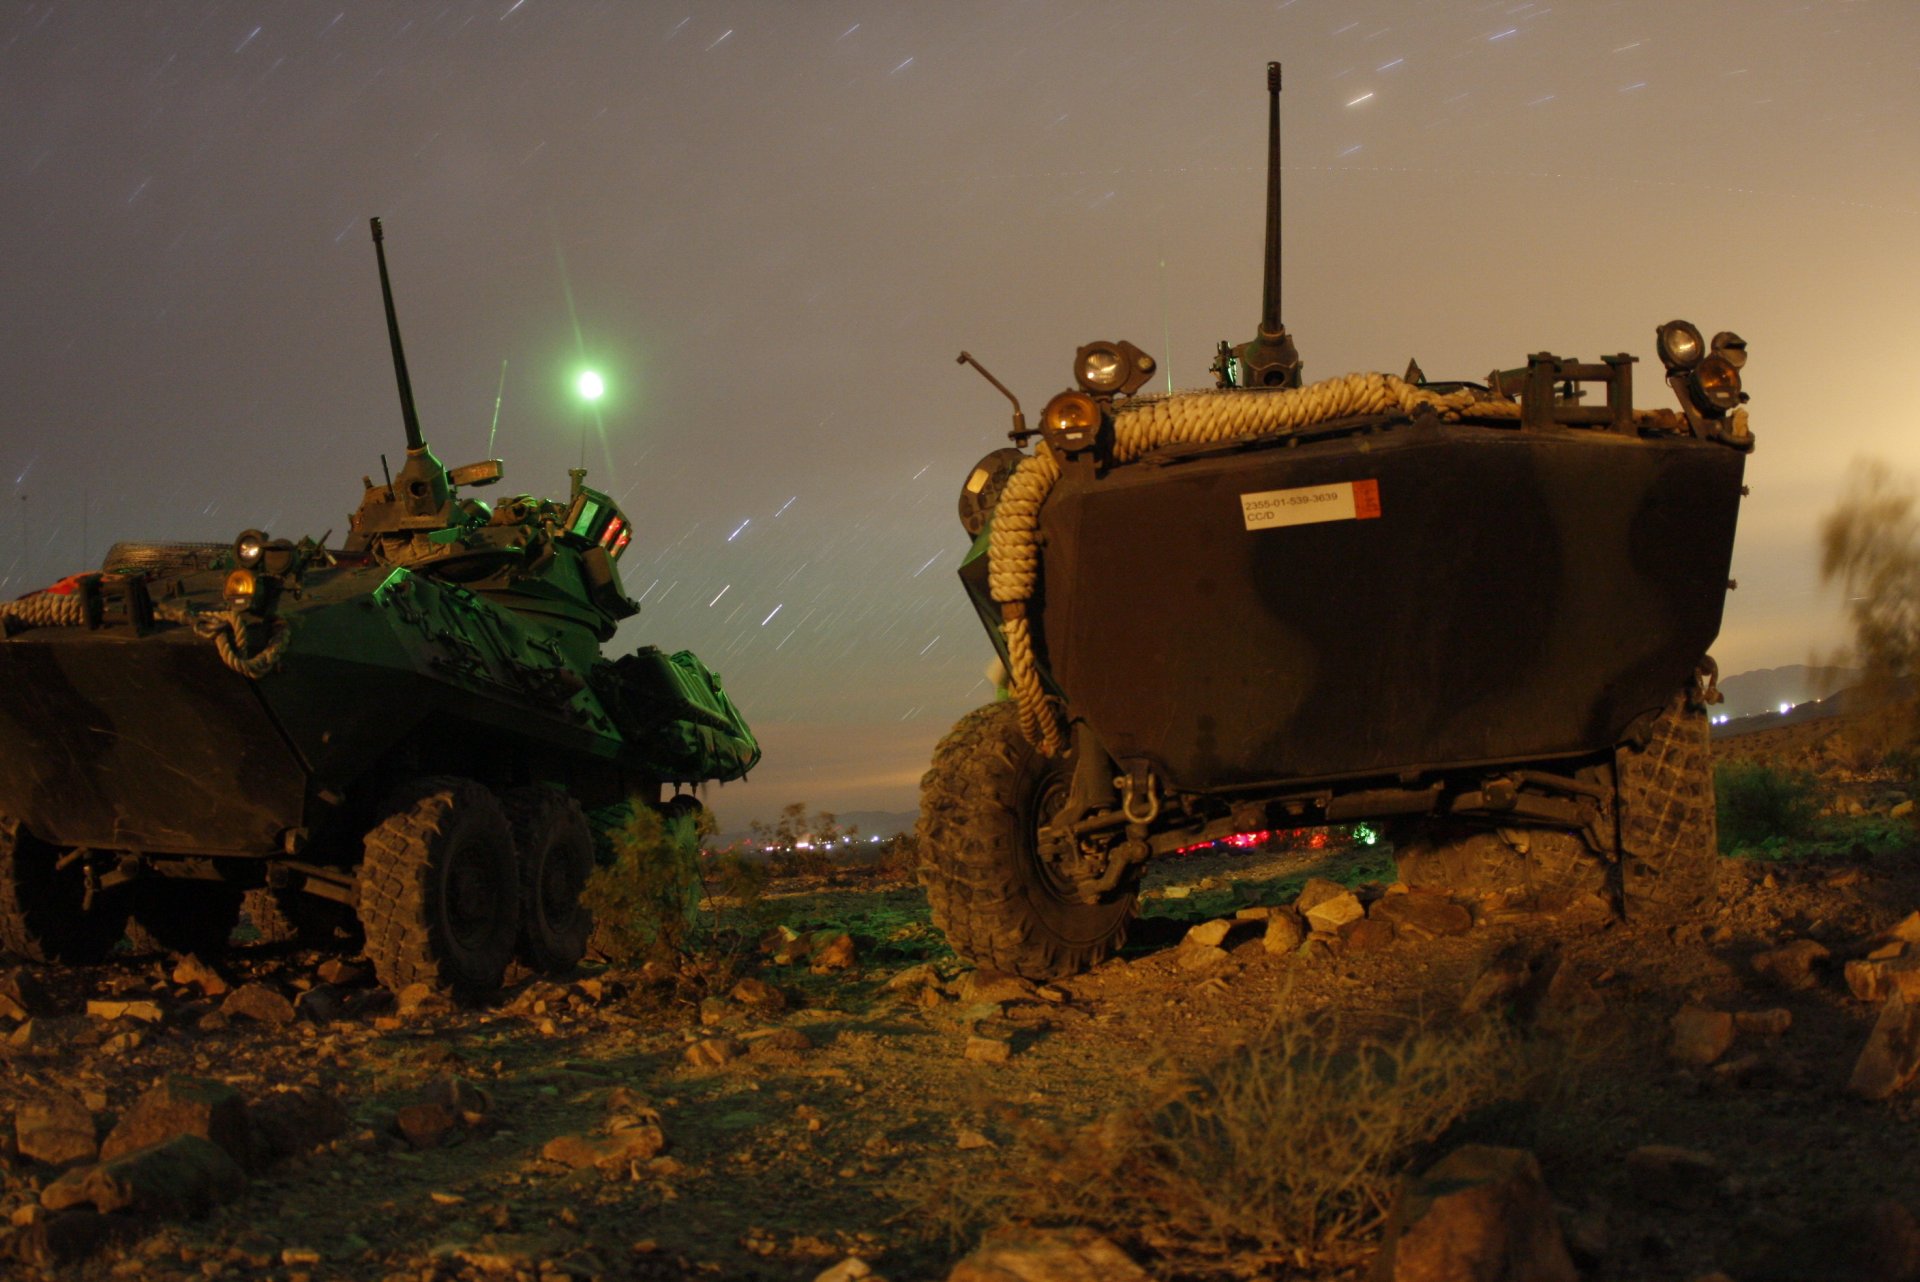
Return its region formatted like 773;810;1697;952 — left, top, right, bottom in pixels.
6;733;1920;1281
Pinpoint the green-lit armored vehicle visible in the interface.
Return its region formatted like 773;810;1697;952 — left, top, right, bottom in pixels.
919;65;1754;979
0;220;757;995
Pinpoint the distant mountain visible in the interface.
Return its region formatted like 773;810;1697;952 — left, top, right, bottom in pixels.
1715;664;1859;721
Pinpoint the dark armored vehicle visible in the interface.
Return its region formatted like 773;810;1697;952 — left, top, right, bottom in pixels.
919;66;1753;979
0;221;757;995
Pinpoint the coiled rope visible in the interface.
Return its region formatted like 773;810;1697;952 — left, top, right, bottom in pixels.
985;369;1633;754
0;591;86;631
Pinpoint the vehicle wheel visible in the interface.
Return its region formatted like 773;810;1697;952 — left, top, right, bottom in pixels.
917;702;1136;980
100;541;228;576
241;886;355;947
503;786;594;973
356;777;521;997
122;881;242;957
0;819;127;963
1616;690;1719;920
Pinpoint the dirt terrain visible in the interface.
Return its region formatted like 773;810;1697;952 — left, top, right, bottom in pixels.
6;740;1920;1281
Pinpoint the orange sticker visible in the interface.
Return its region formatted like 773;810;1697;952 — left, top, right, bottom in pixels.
1353;478;1381;520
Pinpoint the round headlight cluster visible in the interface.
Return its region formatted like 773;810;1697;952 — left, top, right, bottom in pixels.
1656;320;1705;372
1076;343;1126;393
234;529;268;568
1040;391;1103;454
1657;319;1747;421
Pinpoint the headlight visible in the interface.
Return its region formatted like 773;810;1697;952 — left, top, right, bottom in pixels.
1656;320;1705;372
1710;330;1747;369
234;529;268;568
1040;391;1103;454
1688;354;1743;415
224;569;258;607
1076;342;1126;393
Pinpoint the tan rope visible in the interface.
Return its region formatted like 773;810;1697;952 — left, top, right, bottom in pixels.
0;591;86;631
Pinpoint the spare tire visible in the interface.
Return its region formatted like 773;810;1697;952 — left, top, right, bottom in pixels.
101;541;228;576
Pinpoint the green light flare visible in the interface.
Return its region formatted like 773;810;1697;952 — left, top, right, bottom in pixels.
576;370;606;402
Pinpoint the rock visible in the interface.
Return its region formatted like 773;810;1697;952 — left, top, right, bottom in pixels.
396;981;453;1017
1340;916;1396;952
1395;828;1606;899
947;1227;1150;1282
1888;912;1920;945
956;969;1035;1004
295;985;348;1023
1460;953;1533;1015
1234;906;1272;921
1370;892;1473;940
746;1027;812;1060
15;1092;99;1167
882;964;938;993
8;1209;140;1270
1624;1145;1721;1210
169;953;228;997
394;1103;458;1150
84;998;163;1024
955;1128;994;1151
816;1257;881;1282
1296;877;1349;912
1262;908;1306;955
539;1122;665;1169
101;1076;252;1170
0;968;54;1021
1185;919;1232;948
1304;891;1364;934
249;1088;349;1161
1180;944;1228;971
964;1034;1013;1065
222;983;296;1025
1751;939;1829;990
685;1037;744;1067
1893;800;1916;820
1513;954;1601;1031
316;958;367;985
41;1134;246;1218
1846;955;1920;1004
728;976;787;1011
1731;1198;1920;1282
1849;990;1920;1099
1370;1145;1577;1282
810;932;856;973
7;1016;67;1050
1734;1008;1793;1037
1668;1006;1737;1067
420;1074;491;1121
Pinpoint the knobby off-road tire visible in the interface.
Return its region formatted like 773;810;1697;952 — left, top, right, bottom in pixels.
0;818;127;963
357;777;521;997
503;786;594;973
918;702;1137;980
1616;691;1719;921
122;881;243;957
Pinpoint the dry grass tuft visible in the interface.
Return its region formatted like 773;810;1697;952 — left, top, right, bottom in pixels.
924;1010;1587;1274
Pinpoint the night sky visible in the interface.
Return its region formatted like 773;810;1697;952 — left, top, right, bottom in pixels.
3;2;1916;828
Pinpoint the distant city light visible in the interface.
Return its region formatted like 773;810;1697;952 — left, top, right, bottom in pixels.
1778;701;1793;715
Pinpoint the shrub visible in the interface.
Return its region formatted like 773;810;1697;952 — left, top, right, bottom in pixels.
1715;761;1821;853
1822;460;1920;761
923;1013;1578;1264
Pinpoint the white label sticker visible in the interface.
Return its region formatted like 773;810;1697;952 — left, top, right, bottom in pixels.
1240;479;1381;531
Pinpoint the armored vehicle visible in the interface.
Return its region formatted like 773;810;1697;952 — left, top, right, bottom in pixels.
0;220;757;995
919;65;1753;979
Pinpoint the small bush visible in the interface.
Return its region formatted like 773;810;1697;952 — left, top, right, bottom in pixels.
581;803;704;965
1715;761;1821;853
922;1013;1577;1265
